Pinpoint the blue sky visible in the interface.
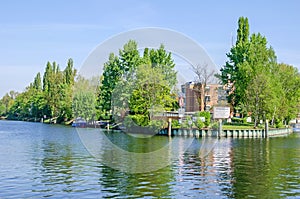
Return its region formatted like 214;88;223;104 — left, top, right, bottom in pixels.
1;0;299;97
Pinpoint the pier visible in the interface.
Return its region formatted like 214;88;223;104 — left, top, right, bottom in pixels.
158;127;293;138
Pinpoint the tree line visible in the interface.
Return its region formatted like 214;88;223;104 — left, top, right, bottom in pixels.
218;17;300;127
0;59;76;123
1;17;299;127
0;40;178;126
97;40;178;127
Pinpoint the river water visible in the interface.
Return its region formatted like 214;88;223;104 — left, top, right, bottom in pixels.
0;120;300;198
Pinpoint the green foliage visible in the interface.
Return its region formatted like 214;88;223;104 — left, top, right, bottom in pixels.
72;90;95;121
274;118;284;128
123;115;134;128
129;64;177;125
211;121;219;130
6;58;77;123
195;118;204;129
1;92;16;116
231;117;246;123
149;119;165;132
171;120;181;128
194;111;211;127
98;53;122;117
0;101;5;116
98;40;178;126
219;17;250;107
125;114;149;127
33;72;42;91
218;16;300;127
273;63;300;123
180;116;193;128
7;86;43;120
119;40;141;74
144;44;177;88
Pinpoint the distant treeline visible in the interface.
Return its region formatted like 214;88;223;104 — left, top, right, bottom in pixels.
0;59;77;123
0;40;178;126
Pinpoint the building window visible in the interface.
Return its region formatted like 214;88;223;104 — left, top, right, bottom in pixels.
205;95;211;102
181;86;186;94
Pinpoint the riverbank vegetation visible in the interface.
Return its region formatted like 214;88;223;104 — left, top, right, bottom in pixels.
97;40;178;127
218;17;300;127
0;41;179;126
0;17;299;129
0;59;77;123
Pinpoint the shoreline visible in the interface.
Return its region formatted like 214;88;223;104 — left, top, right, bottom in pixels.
0;118;293;138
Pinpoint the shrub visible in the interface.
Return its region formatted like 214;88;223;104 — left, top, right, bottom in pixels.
195;118;204;129
171;120;181;128
231;117;246;123
275;118;284;128
149;120;165;131
211;121;219;130
181;116;192;128
194;111;211;127
129;114;149;126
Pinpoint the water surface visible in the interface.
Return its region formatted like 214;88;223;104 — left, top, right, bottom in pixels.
0;120;299;198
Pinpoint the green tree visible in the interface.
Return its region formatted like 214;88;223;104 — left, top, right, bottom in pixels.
42;61;72;122
72;76;96;121
146;44;177;89
218;17;283;126
5;59;77;123
273;63;300;124
98;53;121;119
98;40;178;124
33;72;42;91
1;91;17;116
128;64;177;126
60;58;77;121
240;33;277;126
219;16;250;107
64;58;76;86
8;82;45;121
245;74;275;126
119;40;141;75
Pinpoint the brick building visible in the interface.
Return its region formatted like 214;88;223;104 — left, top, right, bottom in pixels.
181;82;220;112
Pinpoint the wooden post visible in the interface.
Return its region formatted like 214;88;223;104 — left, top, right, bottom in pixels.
265;119;268;138
168;118;172;136
107;120;110;130
218;119;222;138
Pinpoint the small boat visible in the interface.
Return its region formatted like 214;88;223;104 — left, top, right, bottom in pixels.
292;123;300;133
72;117;87;128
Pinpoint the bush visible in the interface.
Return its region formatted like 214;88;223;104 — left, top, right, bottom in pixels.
171;120;181;128
231;117;246;123
149;120;165;131
224;122;253;127
275;118;284;128
181;116;192;128
129;114;149;126
195;118;204;129
194;111;211;127
123;115;148;128
211;121;219;130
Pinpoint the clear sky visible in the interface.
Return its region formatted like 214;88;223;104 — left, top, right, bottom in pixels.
1;0;299;97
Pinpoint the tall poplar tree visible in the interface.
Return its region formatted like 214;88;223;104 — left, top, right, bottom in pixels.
219;16;250;107
98;53;122;119
33;72;42;91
